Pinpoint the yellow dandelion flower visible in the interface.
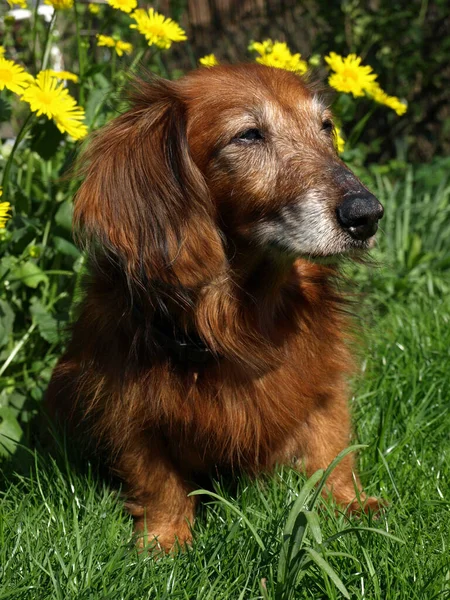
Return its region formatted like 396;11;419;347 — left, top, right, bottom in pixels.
44;0;73;9
249;40;272;57
0;57;33;95
384;95;407;116
366;82;388;104
48;70;79;83
88;2;100;14
97;34;116;48
107;0;136;13
249;39;308;75
130;8;187;49
97;35;133;57
334;126;345;153
199;54;219;68
115;40;133;57
366;82;407;116
0;47;5;58
7;0;27;7
0;203;11;228
0;189;11;229
21;71;88;140
325;52;377;98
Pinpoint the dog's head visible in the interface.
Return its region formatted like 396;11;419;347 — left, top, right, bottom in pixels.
181;64;383;259
74;64;383;296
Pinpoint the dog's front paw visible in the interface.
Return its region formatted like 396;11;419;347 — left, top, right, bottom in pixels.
344;494;388;515
134;517;193;554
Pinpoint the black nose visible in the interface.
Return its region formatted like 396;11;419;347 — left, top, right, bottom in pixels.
336;192;384;241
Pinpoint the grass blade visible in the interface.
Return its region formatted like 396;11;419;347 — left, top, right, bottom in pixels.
309;445;367;509
303;510;323;545
277;469;323;585
324;526;405;546
304;548;350;599
283;469;324;538
189;489;265;551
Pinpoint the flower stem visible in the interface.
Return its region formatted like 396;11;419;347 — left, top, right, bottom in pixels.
1;112;34;196
41;11;57;71
129;47;146;74
185;41;198;70
0;322;37;378
31;0;41;74
155;51;169;78
347;105;377;148
111;50;117;80
73;0;85;105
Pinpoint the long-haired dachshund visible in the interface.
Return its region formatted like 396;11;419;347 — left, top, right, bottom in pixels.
47;63;384;551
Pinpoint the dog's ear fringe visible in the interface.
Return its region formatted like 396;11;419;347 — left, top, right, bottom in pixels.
72;75;226;308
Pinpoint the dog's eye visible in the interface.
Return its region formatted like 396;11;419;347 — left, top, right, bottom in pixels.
235;128;264;143
321;120;334;133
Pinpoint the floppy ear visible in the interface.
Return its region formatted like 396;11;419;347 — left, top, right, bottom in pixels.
73;77;225;303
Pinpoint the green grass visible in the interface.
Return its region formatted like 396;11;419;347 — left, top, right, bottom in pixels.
1;168;450;599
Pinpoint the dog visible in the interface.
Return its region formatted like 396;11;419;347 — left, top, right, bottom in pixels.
47;63;384;552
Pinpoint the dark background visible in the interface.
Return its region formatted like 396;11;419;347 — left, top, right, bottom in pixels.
159;0;450;164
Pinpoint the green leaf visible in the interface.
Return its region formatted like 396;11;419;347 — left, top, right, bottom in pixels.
53;236;80;259
304;548;350;599
82;62;108;79
30;297;59;344
11;261;48;289
309;445;367;509
287;512;308;573
0;96;12;124
283;470;324;538
12;188;30;216
0;255;16;283
406;233;423;270
304;510;323;545
4;392;27;418
58;148;77;178
189;489;266;551
278;469;323;585
54;201;74;232
0;407;23;457
0;299;15;348
85;86;111;126
30;118;64;160
324;526;405;546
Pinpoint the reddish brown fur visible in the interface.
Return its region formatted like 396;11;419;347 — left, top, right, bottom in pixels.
47;64;382;552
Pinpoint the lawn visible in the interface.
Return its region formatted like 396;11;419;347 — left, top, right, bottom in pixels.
0;166;449;599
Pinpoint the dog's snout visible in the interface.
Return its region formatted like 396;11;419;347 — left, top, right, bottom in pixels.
336;192;384;241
